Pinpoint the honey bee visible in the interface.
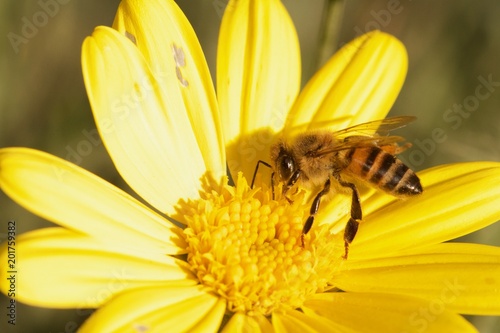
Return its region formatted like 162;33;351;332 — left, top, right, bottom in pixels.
267;116;423;259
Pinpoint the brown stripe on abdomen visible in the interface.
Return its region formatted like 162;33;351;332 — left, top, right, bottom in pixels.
346;147;422;197
362;147;382;175
393;169;423;196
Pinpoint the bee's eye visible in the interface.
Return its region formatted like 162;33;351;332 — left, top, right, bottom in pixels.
279;155;295;181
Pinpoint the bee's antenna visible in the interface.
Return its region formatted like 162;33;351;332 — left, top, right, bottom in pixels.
251;160;272;189
251;160;275;200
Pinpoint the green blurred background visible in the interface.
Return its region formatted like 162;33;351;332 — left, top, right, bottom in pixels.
1;0;499;332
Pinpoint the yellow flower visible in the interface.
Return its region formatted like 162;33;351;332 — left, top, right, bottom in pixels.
1;0;500;332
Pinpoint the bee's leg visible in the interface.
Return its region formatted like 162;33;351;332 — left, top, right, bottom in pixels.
301;178;331;247
334;175;362;259
270;172;275;200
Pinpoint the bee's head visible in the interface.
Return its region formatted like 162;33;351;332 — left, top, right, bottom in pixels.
270;141;296;183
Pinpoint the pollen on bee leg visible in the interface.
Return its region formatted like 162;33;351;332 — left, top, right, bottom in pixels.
181;173;343;316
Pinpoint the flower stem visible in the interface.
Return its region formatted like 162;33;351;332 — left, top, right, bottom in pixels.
315;0;345;70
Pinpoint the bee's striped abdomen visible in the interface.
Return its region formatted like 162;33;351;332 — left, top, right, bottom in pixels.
346;146;422;196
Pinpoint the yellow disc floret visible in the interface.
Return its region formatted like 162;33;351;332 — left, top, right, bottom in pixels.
182;173;342;316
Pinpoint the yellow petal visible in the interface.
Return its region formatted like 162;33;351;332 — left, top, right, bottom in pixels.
0;148;185;253
222;313;274;333
285;30;408;136
113;0;225;181
0;228;195;308
335;242;500;315
82;26;222;215
303;292;477;333
273;308;344;333
349;162;500;259
189;298;227;333
79;285;225;333
218;0;301;180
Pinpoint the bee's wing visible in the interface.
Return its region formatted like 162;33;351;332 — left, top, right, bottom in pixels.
315;135;408;155
314;116;416;156
331;116;416;138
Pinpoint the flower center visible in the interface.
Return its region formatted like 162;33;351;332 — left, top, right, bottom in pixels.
182;174;343;316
